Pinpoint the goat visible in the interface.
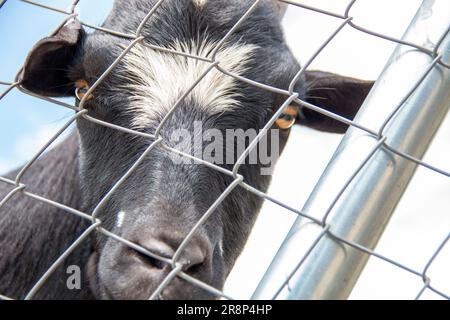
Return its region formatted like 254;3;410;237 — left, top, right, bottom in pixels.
0;0;373;299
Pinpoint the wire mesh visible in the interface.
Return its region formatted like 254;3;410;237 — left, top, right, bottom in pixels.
0;0;449;300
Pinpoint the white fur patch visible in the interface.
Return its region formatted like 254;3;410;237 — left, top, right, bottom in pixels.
116;211;126;228
118;40;258;129
193;0;207;7
218;238;224;256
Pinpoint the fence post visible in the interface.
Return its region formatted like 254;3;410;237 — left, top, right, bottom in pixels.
253;0;450;299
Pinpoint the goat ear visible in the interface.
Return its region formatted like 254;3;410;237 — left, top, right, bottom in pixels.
18;20;85;97
297;71;374;133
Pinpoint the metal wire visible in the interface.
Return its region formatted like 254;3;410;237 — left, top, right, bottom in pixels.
0;0;449;300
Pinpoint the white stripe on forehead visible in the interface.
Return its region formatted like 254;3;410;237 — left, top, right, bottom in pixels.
118;40;258;129
193;0;207;7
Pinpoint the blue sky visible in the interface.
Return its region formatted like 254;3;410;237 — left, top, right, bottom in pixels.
0;0;112;173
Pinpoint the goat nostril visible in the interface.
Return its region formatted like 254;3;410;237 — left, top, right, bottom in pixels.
133;250;166;270
127;237;208;274
184;261;203;274
128;238;174;270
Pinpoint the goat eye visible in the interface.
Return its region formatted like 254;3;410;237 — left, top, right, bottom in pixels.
276;105;298;129
75;79;94;103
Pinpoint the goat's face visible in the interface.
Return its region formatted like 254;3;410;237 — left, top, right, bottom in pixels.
19;0;373;299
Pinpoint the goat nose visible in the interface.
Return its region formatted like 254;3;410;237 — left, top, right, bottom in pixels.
131;237;207;274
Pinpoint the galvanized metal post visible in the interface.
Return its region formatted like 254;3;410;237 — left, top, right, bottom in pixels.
253;0;450;299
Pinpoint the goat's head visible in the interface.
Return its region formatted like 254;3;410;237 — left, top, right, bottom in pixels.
18;0;373;299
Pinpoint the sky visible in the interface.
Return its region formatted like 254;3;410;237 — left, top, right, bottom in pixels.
0;0;449;300
0;0;112;172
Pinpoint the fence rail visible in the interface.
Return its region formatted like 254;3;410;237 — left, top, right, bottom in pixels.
0;0;449;300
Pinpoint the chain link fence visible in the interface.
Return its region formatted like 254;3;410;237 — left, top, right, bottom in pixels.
0;0;449;300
